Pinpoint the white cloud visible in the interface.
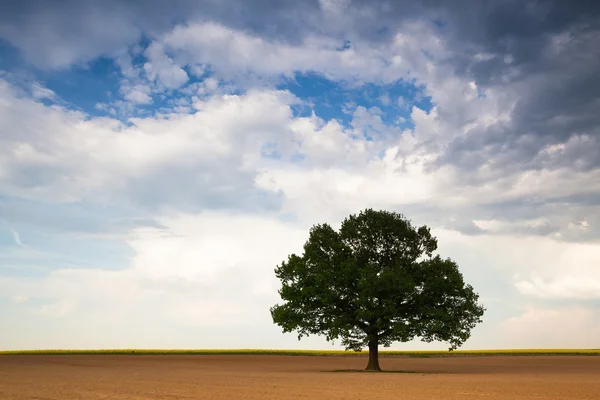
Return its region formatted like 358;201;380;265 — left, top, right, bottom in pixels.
127;211;307;285
144;20;447;90
9;228;24;247
10;295;28;304
122;84;153;104
143;42;189;90
514;242;600;299
397;96;407;108
30;82;57;101
37;299;76;317
255;152;450;225
516;276;600;299
0;78;300;205
500;306;600;348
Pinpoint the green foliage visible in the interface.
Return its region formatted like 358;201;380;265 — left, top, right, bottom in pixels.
270;209;486;354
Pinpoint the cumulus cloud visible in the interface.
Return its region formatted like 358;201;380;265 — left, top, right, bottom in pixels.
0;78;297;210
30;82;57;101
0;0;328;69
500;306;600;349
514;242;600;299
143;42;189;90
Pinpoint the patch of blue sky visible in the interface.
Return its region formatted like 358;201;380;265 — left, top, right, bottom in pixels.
279;72;433;131
0;42;121;115
0;226;133;275
260;141;282;160
0;197;155;274
0;39;140;119
2;35;433;127
0;39;26;72
1;296;53;309
0;258;55;279
36;56;122;114
0;227;21;249
0;196;163;235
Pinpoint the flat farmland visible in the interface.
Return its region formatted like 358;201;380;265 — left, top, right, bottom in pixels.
1;354;599;399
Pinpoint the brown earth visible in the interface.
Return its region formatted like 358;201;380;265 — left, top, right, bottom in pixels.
1;354;599;399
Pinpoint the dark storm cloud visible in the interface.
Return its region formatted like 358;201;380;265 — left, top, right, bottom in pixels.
0;0;323;68
4;0;597;73
431;0;600;173
400;198;600;242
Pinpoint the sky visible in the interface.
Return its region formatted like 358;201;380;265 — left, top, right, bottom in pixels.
1;0;599;351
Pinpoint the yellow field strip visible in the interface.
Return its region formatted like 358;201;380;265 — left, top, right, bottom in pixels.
1;349;599;356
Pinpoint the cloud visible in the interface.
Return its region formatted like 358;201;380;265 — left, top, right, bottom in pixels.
150;17;454;93
514;242;600;299
122;84;153;105
10;295;28;304
30;82;57;101
0;78;298;212
516;276;600;300
142;42;189;90
432;2;600;178
2;69;599;240
103;16;448;105
0;0;142;69
9;228;24;247
500;306;600;349
0;0;325;69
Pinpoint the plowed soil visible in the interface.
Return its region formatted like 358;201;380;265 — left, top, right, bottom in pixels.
1;354;599;399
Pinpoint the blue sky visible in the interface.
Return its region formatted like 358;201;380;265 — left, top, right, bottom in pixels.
1;0;600;350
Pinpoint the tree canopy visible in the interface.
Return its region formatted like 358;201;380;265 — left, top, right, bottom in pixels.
270;209;485;371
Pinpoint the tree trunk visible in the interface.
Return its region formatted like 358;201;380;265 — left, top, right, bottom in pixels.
365;336;381;371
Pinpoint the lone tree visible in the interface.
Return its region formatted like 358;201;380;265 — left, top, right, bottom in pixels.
270;209;485;371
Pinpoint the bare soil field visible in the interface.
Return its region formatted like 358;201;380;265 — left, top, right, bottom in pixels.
1;354;599;399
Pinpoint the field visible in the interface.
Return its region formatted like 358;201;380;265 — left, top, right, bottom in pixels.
1;351;600;399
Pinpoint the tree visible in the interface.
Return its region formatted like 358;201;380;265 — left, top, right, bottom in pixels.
270;209;485;371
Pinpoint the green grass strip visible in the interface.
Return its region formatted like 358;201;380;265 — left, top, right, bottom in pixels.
1;349;599;356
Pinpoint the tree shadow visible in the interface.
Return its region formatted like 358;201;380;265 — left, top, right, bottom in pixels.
325;369;436;374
